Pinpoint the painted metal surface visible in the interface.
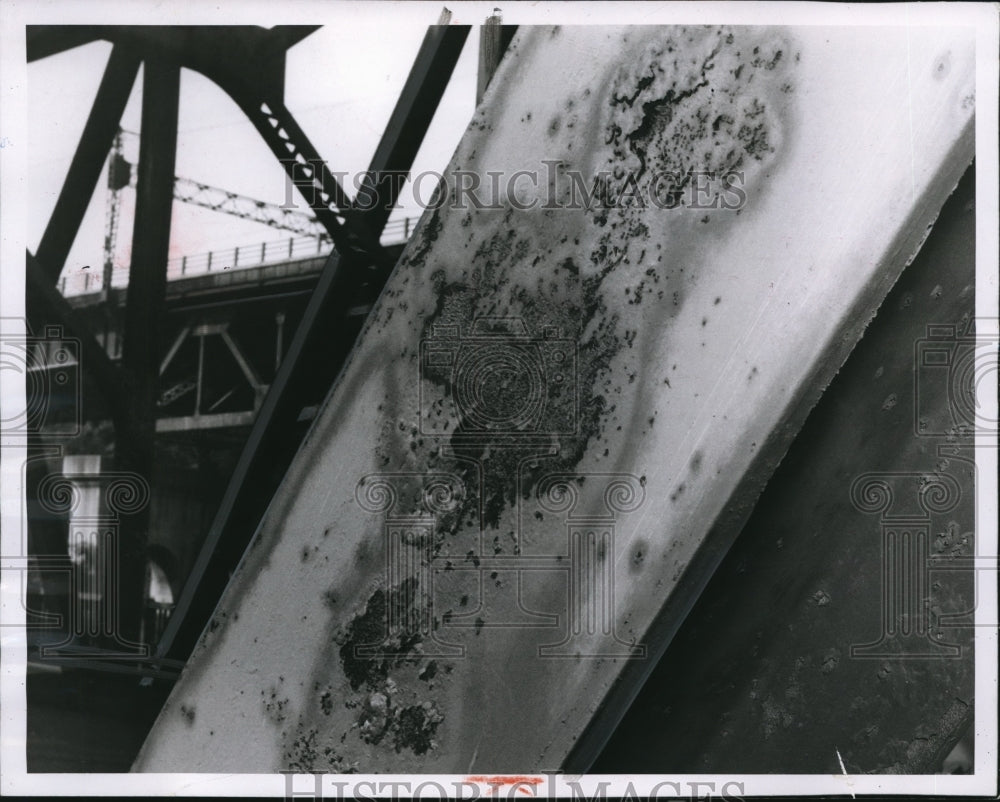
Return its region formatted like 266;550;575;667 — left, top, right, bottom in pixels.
135;25;976;772
116;58;181;646
593;165;978;774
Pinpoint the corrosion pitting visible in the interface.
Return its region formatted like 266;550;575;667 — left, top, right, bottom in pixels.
306;25;798;771
601;26;792;187
338;577;422;691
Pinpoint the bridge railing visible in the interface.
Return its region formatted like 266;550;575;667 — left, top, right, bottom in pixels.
58;215;418;297
169;233;333;277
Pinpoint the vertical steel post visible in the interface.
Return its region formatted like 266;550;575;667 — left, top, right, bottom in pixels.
274;311;285;373
476;11;503;105
118;56;180;649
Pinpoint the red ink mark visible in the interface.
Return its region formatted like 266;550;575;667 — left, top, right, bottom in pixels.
467;776;543;796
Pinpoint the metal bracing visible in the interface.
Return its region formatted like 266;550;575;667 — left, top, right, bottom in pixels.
171;176;326;240
236;95;391;268
25;20;496;670
155;323;268;426
358;22;477;235
153;22;475;666
35;46;140;283
111;129;331;242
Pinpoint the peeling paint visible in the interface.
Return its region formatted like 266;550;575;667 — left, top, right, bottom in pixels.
135;23;977;774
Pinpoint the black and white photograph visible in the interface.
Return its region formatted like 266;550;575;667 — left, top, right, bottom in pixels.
0;1;997;797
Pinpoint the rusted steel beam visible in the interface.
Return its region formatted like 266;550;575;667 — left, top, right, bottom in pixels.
135;25;976;773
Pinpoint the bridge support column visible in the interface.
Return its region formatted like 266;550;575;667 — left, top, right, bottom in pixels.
118;56;180;648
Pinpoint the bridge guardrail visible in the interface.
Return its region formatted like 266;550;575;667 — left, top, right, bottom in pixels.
57;215;417;297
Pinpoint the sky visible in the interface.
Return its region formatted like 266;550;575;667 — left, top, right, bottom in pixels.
27;13;481;289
